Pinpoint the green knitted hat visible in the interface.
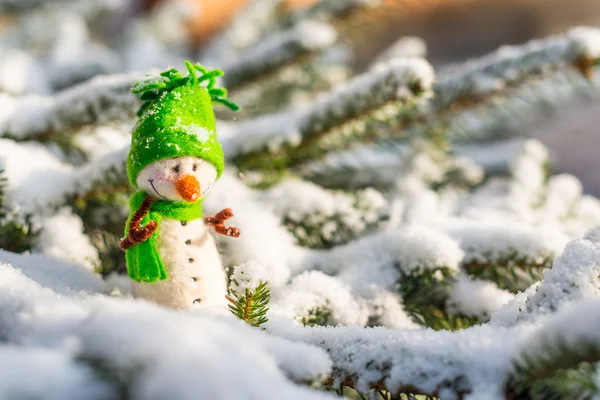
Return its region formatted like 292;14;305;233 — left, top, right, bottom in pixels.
127;61;239;188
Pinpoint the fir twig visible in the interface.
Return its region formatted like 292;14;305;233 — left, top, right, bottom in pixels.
226;281;271;327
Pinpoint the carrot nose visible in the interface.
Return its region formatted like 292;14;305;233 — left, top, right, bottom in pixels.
176;175;201;202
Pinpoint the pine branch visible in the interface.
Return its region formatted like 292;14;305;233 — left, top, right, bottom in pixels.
462;254;549;293
446;66;600;143
434;26;600;111
226;281;271;327
280;28;600;190
492;227;600;326
262;180;388;248
229;27;600;175
221;20;338;90
300;305;333;327
0;168;38;252
0;73;140;140
398;267;476;330
0;0;75;13
227;58;434;170
448;223;564;293
0;139;129;219
507;300;600;399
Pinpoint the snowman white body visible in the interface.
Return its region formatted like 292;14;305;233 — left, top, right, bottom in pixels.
132;156;228;310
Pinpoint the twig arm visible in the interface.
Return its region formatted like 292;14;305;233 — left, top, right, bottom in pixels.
120;196;158;250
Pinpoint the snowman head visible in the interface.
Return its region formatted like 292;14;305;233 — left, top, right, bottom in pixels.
136;156;217;202
127;61;239;198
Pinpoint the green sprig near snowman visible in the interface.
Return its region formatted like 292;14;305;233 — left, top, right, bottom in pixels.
121;61;240;310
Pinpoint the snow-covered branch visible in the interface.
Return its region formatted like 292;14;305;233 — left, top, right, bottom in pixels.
447;66;600;142
260;180;388;248
221;20;338;89
300;138;525;189
0;139;129;219
0;0;124;14
492;226;600;327
0;73;139;140
223;58;434;167
434;26;600;110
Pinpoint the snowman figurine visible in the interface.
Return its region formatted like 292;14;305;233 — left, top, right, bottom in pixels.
120;61;240;310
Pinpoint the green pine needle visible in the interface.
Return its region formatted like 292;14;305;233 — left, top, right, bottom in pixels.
132;61;240;116
226;281;271;327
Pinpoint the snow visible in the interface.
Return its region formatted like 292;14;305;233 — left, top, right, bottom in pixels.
203;173;307;287
435;26;600;110
219;109;304;156
0;48;49;95
568;26;600;59
447;274;513;319
0;260;336;400
273;270;370;326
0;139;128;216
496;226;600;325
72;126;131;159
0;252;104;295
0;73;139;139
266;315;522;399
34;207;100;271
301;58;434;135
306;226;463;295
220;57;435;158
260;179;380;221
0;346;114;400
229;260;274;297
446;63;600;143
301;138;523;188
444;221;568;266
221;20;337;87
514;298;600;369
174;123;212;143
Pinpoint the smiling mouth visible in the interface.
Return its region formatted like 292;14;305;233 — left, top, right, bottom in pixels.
148;180;211;201
148;179;168;200
200;182;212;197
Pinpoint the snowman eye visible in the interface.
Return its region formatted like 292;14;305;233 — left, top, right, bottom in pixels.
192;164;197;172
172;165;180;173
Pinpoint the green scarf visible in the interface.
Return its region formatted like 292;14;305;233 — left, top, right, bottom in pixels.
125;191;203;283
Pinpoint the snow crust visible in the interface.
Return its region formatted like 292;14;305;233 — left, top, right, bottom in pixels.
0;261;335;400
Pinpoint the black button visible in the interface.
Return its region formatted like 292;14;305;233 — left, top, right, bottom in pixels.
181;221;187;226
192;277;198;282
185;239;192;245
188;258;194;263
193;298;201;304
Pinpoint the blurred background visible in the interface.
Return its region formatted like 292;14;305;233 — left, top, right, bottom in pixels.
1;0;600;192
